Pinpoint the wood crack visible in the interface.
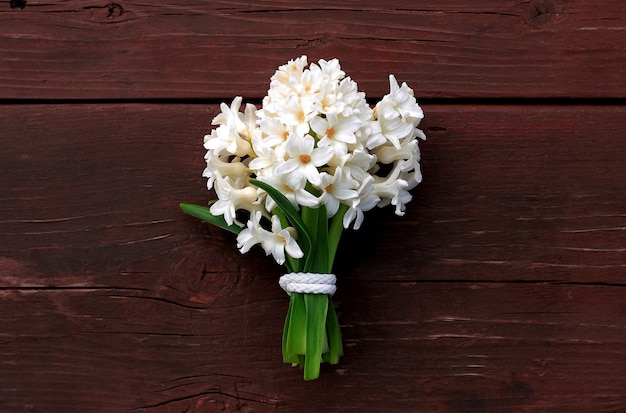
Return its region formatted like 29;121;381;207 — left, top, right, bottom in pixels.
367;279;626;288
131;388;283;411
111;294;210;310
0;286;149;292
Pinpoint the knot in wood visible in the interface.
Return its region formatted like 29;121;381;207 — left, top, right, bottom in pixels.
522;0;560;28
9;0;27;9
106;3;124;19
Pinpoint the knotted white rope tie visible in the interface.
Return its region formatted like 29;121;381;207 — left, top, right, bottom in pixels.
279;273;337;296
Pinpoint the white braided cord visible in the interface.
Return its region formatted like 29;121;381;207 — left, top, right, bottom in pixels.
279;273;337;296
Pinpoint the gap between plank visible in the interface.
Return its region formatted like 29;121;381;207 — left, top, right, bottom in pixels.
0;98;625;106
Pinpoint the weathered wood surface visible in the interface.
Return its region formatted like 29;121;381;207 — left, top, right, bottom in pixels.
1;0;625;100
2;0;625;411
1;104;624;412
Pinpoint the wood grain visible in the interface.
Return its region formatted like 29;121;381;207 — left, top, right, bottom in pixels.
0;1;624;100
1;103;624;412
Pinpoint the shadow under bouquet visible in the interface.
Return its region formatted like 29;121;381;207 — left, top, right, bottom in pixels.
181;55;425;380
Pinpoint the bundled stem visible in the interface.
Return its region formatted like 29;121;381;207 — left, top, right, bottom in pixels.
182;180;348;380
251;179;347;380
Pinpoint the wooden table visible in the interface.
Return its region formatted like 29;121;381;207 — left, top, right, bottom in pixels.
1;2;624;412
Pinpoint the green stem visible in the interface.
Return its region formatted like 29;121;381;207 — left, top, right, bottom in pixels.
283;293;307;364
179;203;243;234
327;203;349;269
325;297;343;365
303;294;328;380
271;193;346;380
300;206;319;272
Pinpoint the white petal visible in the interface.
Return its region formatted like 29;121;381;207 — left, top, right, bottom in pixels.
310;116;329;136
310;145;334;166
295;191;320;208
304;164;322;186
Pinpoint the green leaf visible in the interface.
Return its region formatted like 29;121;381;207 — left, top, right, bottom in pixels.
249;179;314;269
303;294;329;380
284;293;307;363
300;204;334;273
327;203;348;269
180;203;243;234
325;298;343;364
311;204;329;273
301;206;319;248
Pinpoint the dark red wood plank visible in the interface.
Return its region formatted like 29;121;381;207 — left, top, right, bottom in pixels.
2;104;624;284
1;1;625;99
0;103;625;412
1;281;623;412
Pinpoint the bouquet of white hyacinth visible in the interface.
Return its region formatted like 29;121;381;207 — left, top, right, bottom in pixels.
181;55;425;380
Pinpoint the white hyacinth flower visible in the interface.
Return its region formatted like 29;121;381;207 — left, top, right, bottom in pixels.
198;55;425;265
310;113;361;157
237;211;303;266
209;175;260;226
276;134;334;187
369;75;425;150
262;215;304;265
236;211;266;255
260;172;320;211
319;168;359;217
343;176;379;230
